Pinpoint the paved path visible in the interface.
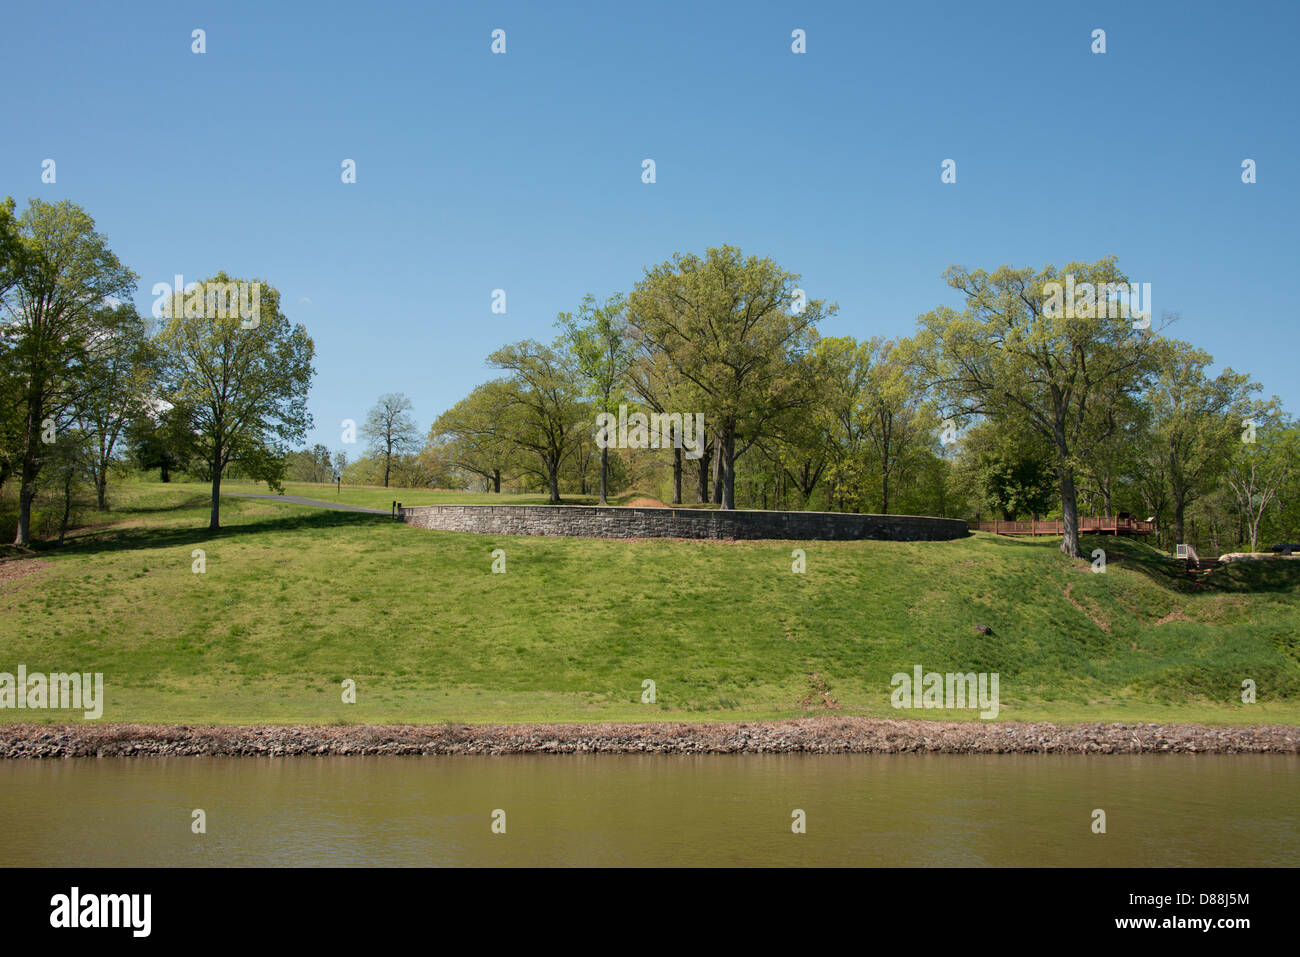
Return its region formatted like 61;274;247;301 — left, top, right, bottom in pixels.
221;492;388;514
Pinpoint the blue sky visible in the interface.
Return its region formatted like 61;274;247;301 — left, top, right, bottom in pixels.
3;0;1297;450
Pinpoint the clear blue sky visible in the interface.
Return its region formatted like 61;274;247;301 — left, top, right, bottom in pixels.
4;0;1296;450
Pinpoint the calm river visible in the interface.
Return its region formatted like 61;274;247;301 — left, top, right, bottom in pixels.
0;754;1295;866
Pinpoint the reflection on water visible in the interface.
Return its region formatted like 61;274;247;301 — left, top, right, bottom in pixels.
0;753;1295;866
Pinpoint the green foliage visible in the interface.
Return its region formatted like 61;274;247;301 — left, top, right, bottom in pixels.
485;339;588;503
628;245;835;509
285;444;336;484
912;257;1159;556
154;273;314;529
1;198;137;544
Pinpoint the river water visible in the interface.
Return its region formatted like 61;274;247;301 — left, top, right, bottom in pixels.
0;754;1295;866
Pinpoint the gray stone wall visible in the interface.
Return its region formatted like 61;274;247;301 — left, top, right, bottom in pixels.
395;504;968;541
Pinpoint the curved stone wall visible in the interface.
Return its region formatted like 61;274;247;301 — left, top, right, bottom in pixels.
396;504;968;541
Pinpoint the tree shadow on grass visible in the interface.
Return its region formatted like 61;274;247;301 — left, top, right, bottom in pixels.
1082;535;1300;596
106;493;213;514
28;507;392;558
971;531;1299;596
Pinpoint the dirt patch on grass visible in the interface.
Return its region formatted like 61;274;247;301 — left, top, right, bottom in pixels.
0;558;53;593
1154;609;1191;626
1063;582;1111;633
623;497;668;508
800;673;840;710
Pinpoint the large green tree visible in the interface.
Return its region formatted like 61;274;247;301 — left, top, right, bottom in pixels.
955;418;1058;521
429;381;519;493
486;340;586;504
1225;408;1296;552
625;334;706;505
156;274;314;530
1145;339;1257;546
627;245;833;509
1;199;136;545
79;301;154;509
556;293;631;505
911;258;1157;557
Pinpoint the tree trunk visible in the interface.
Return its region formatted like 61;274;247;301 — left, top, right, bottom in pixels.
58;469;74;546
15;479;36;547
96;471;108;510
696;447;711;504
720;426;736;510
13;401;42;546
711;437;723;505
547;461;559;504
493;469;501;493
209;442;223;531
383;453;390;488
672;447;682;505
1059;466;1081;558
1174;498;1186;547
599;445;608;505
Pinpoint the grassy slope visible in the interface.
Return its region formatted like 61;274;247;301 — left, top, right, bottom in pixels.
1;481;1297;725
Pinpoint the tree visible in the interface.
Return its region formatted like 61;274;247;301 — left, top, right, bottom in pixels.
486;340;586;504
129;401;195;482
1;199;137;545
39;427;94;545
0;199;22;493
625;340;705;505
1077;383;1146;520
627;245;834;509
362;393;418;488
429;381;518;493
285;443;335;483
1225;410;1296;552
955;418;1058;521
1145;339;1257;546
155;274;314;530
761;348;832;509
79;301;154;508
911;258;1157;557
556;293;631;505
861;338;929;514
810;336;871;511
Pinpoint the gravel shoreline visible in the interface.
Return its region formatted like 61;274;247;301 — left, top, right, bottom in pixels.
1;718;1297;758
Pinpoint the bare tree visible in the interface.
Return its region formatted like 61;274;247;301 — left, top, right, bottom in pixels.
362;393;418;488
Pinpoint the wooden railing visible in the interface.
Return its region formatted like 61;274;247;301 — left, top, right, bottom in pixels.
970;517;1155;536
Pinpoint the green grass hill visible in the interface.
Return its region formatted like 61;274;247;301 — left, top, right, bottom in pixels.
1;480;1297;725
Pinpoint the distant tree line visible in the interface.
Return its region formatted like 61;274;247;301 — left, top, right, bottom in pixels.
4;196;1293;560
422;247;1298;558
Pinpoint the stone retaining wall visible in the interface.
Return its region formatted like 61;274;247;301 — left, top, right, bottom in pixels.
395;503;968;541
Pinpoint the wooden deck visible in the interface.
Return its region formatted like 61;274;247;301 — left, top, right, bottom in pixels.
971;517;1155;536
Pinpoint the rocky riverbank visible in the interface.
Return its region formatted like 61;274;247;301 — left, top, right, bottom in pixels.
1;717;1296;758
